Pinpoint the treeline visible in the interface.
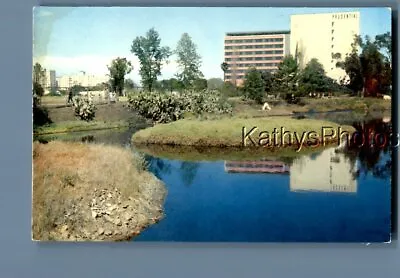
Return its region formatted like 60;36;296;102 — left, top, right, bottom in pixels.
222;32;392;104
107;29;206;96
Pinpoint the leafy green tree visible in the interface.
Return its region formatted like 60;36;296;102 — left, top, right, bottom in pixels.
124;78;136;91
242;67;265;104
298;58;333;94
335;33;391;97
131;28;171;92
32;63;52;127
33;63;46;98
33;63;46;85
220;81;239;97
175;33;203;89
70;85;86;95
273;55;299;95
374;32;391;62
207;78;224;90
107;57;133;96
154;78;184;92
221;62;229;76
193;78;208;91
260;71;274;94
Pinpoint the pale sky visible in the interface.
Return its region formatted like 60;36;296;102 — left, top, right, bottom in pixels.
33;7;391;84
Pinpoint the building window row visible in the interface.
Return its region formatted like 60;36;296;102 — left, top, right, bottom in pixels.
225;44;284;50
225;38;283;44
225;56;283;62
225;64;279;72
225;70;276;80
225;50;284;56
332;13;358;19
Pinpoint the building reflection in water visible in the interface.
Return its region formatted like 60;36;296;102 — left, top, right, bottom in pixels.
224;159;290;174
289;147;358;193
224;147;358;193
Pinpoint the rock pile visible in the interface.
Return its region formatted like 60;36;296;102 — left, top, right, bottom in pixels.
49;185;165;241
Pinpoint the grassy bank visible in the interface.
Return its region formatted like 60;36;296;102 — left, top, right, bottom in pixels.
229;96;391;118
32;141;166;241
34;120;130;135
34;102;151;135
132;116;355;148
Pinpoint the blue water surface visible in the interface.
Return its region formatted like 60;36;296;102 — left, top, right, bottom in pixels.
136;150;391;243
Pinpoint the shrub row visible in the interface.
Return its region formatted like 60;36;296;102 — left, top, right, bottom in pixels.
127;90;232;123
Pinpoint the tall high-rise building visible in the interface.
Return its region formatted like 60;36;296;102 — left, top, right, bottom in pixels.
290;11;360;82
223;31;291;86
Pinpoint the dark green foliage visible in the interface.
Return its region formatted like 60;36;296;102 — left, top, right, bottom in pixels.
242;68;265;104
32;81;52;127
131;28;171;92
124;78;136;91
108;57;133;96
154;78;184;93
70;85;86;95
260;71;274;94
221;62;228;74
207;78;224;90
128;90;232;123
33;82;44;98
272;55;299;95
298;58;335;95
33;63;46;85
193;78;208;91
334;33;392;97
220;81;240;97
175;33;204;89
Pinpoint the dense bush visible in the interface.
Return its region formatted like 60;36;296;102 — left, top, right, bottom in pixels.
72;96;97;121
128;90;232;123
33;82;52;127
242;68;266;104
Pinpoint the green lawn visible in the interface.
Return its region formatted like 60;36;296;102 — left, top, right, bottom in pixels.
228;96;391;118
132;116;355;149
34;120;130;135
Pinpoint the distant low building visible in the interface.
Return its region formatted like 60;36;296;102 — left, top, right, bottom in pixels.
56;73;108;89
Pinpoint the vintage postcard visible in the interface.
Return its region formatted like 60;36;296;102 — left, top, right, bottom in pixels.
32;7;393;242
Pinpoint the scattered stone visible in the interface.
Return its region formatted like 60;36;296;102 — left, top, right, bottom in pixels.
91;211;97;219
122;203;129;209
123;213;132;221
61;225;68;232
98;228;104;235
114;218;122;226
104;215;113;223
105;230;112;236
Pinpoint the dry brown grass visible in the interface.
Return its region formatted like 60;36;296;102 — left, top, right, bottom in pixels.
32;141;165;241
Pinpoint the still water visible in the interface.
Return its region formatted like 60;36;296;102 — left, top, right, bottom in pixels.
136;147;391;242
36;115;393;242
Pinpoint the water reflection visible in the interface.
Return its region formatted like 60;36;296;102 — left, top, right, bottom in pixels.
289;147;357;193
136;117;391;242
225;160;290;174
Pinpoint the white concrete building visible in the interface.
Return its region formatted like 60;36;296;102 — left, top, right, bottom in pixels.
56;73;108;89
289;147;358;193
290;11;360;82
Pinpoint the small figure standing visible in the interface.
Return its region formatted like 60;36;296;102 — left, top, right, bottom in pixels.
67;90;73;104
